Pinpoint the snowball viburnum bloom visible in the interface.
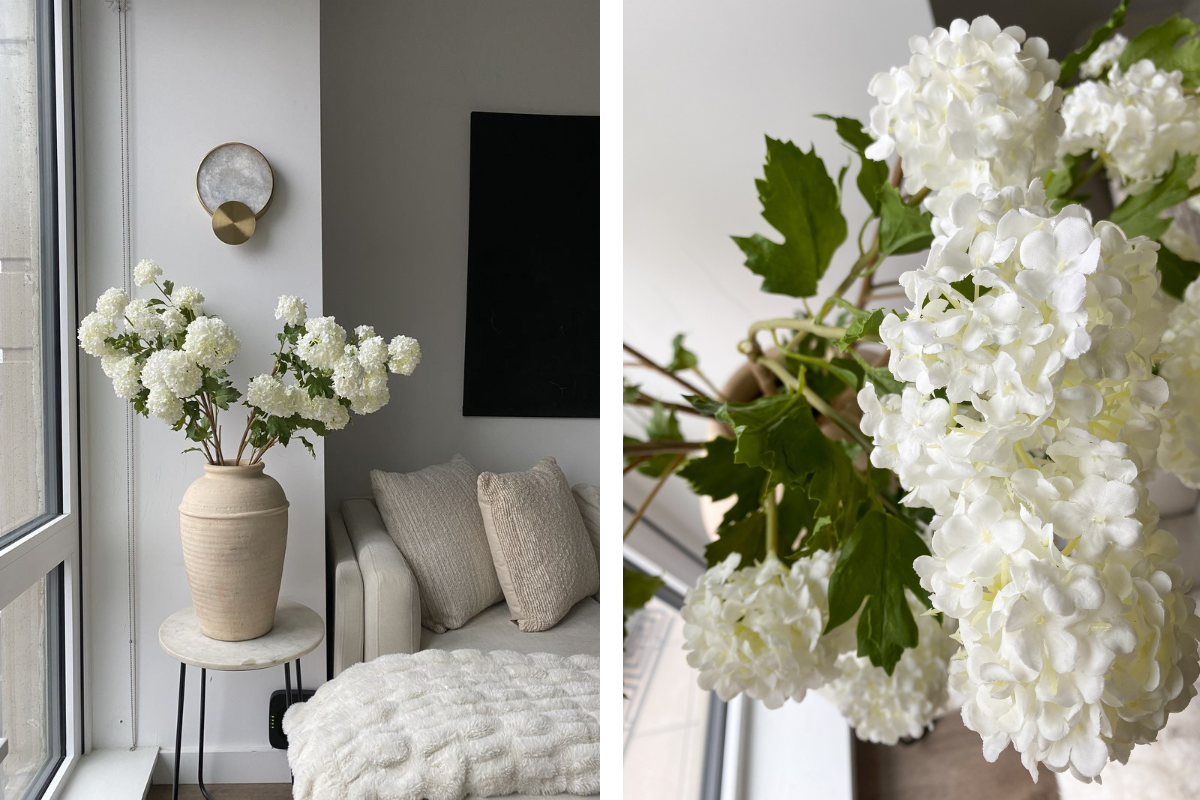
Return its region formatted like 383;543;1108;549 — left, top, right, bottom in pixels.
822;595;957;745
172;285;205;312
101;354;142;401
296;316;347;372
77;311;117;358
183;316;241;370
864;180;1200;783
387;335;421;376
141;349;202;399
275;295;307;327
1079;33;1127;79
95;288;130;321
133;259;162;288
865;16;1063;220
1060;56;1200;194
1159;279;1200;487
681;552;849;710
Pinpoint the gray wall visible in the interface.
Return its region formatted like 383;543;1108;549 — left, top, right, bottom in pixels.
321;0;600;503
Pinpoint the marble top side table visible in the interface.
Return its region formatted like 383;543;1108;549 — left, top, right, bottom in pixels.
158;601;323;800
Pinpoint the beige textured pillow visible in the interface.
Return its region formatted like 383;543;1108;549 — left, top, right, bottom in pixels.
571;483;600;566
371;455;503;633
478;458;600;632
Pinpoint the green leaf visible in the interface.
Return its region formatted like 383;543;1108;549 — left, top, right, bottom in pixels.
802;442;872;554
678;436;770;529
1043;153;1094;212
1059;0;1129;84
1118;14;1200;88
847;349;904;396
829;299;884;350
877;184;934;257
1157;245;1200;299
685;394;727;417
732;136;848;298
716;393;836;487
816;114;890;214
623;380;641;404
825;510;932;674
297;435;317;458
624;566;664;638
949;273;992;302
635;401;684;478
162;279;174;296
704;510;766;567
1110;153;1197;239
666;333;699;373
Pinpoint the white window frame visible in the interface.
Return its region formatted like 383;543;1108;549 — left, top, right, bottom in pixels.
0;0;84;794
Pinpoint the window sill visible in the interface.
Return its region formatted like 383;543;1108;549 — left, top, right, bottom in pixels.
55;747;158;800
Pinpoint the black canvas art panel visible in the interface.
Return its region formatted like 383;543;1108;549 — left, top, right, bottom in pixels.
463;111;600;418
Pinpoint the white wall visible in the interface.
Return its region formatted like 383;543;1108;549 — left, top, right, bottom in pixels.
80;0;323;782
320;0;600;503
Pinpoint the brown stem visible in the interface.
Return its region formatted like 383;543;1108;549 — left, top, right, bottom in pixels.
623;453;686;540
235;408;258;465
740;337;779;398
623;455;650;475
623;440;707;457
631;393;707;417
624;343;710;399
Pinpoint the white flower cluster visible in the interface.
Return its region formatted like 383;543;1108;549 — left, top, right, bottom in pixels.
1060;54;1200;194
861;180;1200;782
142;349;202;423
133;258;162;288
183;316;240;370
821;596;958;745
1079;33;1128;80
865;16;1063;220
275;294;307;327
682;552;848;710
246;374;350;431
1158;279;1200;487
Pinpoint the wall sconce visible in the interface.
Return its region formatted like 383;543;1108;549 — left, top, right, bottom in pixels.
196;143;274;245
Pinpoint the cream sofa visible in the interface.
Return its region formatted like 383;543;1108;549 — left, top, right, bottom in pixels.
325;494;600;678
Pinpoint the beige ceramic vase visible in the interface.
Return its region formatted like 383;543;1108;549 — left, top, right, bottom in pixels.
179;461;289;641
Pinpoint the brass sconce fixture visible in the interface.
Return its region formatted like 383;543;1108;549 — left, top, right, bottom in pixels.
196;143;274;245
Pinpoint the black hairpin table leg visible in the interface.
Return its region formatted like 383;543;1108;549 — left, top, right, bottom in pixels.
197;667;214;800
173;663;186;800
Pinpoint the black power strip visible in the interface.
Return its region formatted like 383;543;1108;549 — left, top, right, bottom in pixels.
268;689;316;749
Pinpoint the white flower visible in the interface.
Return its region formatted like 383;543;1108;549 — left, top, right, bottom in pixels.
182;316;240;370
146;389;183;424
296;316;347;371
356;336;389;371
822;595;957;745
681;551;848;710
332;349;366;399
133;259;162;288
101;354;142;400
124;299;166;341
349;368;389;415
140;349;201;399
387;335;421;376
1159;279;1200;487
247;375;300;418
354;325;376;341
304;395;350;431
1079;33;1127;79
172;285;204;312
161;307;187;337
866;180;1199;782
1060;59;1200;194
865;16;1063;218
77;311;117;358
275;295;307;327
95;288;129;321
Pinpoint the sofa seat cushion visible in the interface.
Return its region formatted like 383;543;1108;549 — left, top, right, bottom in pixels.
421;597;599;657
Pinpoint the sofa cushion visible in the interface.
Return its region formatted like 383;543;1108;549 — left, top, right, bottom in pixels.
478;457;601;632
421;598;599;657
572;483;600;565
371;455;504;633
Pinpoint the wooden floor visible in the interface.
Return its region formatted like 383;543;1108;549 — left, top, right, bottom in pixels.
855;712;1059;800
146;785;292;800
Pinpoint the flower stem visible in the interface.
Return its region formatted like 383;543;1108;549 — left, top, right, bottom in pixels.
624;342;710;399
624;453;686;540
764;490;778;556
747;318;848;341
802;385;874;453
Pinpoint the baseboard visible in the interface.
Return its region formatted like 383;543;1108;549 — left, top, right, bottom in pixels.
151;747;290;785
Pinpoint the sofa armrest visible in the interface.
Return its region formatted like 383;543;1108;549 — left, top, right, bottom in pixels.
340;498;422;659
326;510;364;678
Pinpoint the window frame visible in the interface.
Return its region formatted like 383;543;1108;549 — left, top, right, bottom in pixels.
0;0;83;794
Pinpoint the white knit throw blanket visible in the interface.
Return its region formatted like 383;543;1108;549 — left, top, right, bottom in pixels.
284;649;600;800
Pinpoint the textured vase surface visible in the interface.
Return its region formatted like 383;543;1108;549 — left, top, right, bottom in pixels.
179;462;289;641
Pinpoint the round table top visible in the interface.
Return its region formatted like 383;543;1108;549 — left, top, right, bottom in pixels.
158;601;324;671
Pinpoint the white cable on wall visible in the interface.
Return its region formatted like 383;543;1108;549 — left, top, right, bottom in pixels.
106;0;138;750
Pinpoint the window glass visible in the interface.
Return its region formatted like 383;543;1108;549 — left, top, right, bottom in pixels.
624;594;714;800
0;568;62;799
0;0;57;539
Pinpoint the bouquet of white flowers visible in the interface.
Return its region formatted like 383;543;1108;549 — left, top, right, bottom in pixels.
78;259;420;465
625;2;1200;782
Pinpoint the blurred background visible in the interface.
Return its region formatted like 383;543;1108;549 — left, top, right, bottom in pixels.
622;1;1200;799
